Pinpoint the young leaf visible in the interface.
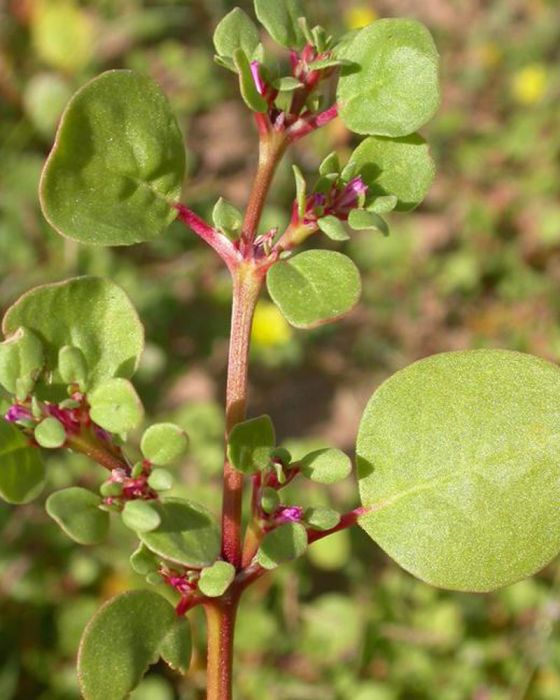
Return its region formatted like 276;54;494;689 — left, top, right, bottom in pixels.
89;378;144;434
267;250;361;329
0;420;45;504
58;345;89;388
348;209;389;236
299;448;352;484
319;151;340;176
34;417;66;448
337;19;440;137
304;506;341;531
317;215;350;241
254;0;306;49
212;197;243;240
292;165;307;219
40;70;185;246
46;487;110;545
261;487;281;514
357;349;560;592
257;522;308;569
368;194;398;215
2;277;144;389
141;423;189;465
272;76;303;91
78;590;191;700
122;500;162;533
198;561;236;597
227;415;275;474
129;544;159;575
147;468;174;492
233;49;268;113
349;134;435;211
213;8;260;60
138;498;221;568
0;327;43;394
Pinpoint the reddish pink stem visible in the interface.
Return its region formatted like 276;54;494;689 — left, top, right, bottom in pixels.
287;103;339;142
174;203;240;271
307;506;369;545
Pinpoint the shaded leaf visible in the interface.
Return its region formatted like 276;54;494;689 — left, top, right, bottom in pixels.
0;420;45;504
227;415;275;474
0;327;43;394
300;448;352;484
46;487;109;545
233;49;267;113
122;500;161;533
89;378;144;434
257;522;308;569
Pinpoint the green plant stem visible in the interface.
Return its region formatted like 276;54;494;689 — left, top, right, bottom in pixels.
204;593;240;700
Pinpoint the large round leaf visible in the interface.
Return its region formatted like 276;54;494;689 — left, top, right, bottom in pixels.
0;420;45;504
267;250;361;329
139;498;221;568
78;590;191;700
337;19;440;137
349;134;435;211
357;350;560;592
40;70;185;246
2;276;144;388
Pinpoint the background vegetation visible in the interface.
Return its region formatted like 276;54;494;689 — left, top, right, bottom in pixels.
1;0;560;697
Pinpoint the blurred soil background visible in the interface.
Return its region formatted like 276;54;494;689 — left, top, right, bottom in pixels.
1;0;560;698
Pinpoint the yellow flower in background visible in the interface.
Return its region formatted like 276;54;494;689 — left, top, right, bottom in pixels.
511;63;548;105
344;5;378;30
252;301;292;348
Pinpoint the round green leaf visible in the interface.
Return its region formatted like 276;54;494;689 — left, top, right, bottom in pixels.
198;561;236;597
254;0;306;49
89;378;144;434
122;500;161;533
349;134;435;211
2;277;144;388
141;423;188;465
357;349;560;592
35;416;66;448
46;487;109;545
348;209;389;236
129;544;160;576
147;468;174;492
139;498;221;568
40;70;185;246
267;250;361;329
58;345;88;387
304;507;341;531
337;19;440;137
213;8;260;60
257;522;308;569
317;216;350;241
227;415;275;474
78;590;191;700
0;327;44;394
300;448;352;484
0;420;45;504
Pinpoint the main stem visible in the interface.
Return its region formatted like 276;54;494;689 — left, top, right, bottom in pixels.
204;593;240;700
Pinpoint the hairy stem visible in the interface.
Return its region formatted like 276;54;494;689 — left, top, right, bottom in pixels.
204;593;240;700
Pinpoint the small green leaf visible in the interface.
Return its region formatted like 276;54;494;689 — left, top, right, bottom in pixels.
254;0;306;49
319;151;340;176
349;134;435;211
40;70;185;246
267;250;361;329
139;498;221;568
304;506;341;531
337;19;440;137
2;277;144;389
227;415;275;474
212;197;243;240
0;420;45;504
122;500;162;533
46;487;109;545
348;209;389;236
300;448;352;484
257;522;308;569
368;194;398;215
261;487;280;514
292;165;307;219
307;57;348;71
317;215;350;241
129;544;159;575
89;378;144;434
357;349;560;592
233;49;268;113
147;468;174;492
0;327;43;394
35;416;66;448
198;561;236;597
78;590;191;700
141;423;188;465
272;76;302;91
58;345;88;387
213;8;260;60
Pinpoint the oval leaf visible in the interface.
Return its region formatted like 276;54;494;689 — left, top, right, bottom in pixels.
0;327;44;394
267;250;361;329
213;8;260;60
141;423;188;466
139;498;221;568
357;349;560;592
299;448;352;484
78;590;191;700
198;561;236;597
40;70;185;246
254;0;306;49
89;378;144;434
0;420;45;504
2;277;144;389
257;522;308;569
227;415;275;474
337;19;440;137
122;499;161;533
46;487;109;545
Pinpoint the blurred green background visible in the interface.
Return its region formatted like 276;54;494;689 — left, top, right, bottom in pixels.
1;0;560;698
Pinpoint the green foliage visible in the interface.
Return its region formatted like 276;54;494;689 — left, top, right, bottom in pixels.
267;251;361;328
78;590;191;700
213;8;261;62
198;561;236;597
46;487;110;545
317;215;350;241
2;277;144;389
358;350;560;591
212;198;243;240
253;0;306;49
299;448;352;484
122;500;162;533
257;522;308;569
304;506;341;531
0;327;43;395
58;346;88;389
40;70;185;246
227;415;275;474
337;19;440;137
0;419;45;504
89;378;144;434
348;209;389;236
34;417;66;448
233;48;268;113
141;423;188;465
147;468;174;492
